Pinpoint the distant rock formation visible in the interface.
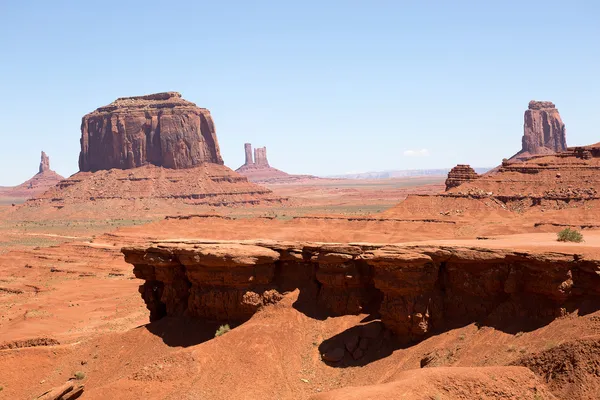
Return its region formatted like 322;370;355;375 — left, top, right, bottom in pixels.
512;101;567;160
445;164;479;191
235;143;318;183
16;95;287;216
253;146;269;166
79;92;223;172
0;151;64;201
39;151;50;173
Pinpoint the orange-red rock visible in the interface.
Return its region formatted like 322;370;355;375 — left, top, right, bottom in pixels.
444;164;479;191
79;92;223;172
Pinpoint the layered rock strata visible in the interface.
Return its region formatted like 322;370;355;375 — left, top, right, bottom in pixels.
79;92;223;172
444;164;479;191
123;240;600;342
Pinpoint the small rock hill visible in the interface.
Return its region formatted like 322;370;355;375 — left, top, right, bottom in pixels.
15;93;286;218
235;143;317;183
0;151;64;202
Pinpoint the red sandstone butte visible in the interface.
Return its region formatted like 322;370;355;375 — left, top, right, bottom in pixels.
79;92;223;172
445;164;479;191
513;101;566;160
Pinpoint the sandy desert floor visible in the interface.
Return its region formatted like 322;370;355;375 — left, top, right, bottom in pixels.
1;175;599;399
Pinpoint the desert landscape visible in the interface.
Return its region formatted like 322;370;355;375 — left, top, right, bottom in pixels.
1;3;599;399
0;91;598;400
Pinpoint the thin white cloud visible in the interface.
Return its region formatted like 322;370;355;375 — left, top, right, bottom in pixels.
403;149;430;157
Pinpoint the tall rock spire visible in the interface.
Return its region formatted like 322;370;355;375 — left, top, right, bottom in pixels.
39;151;50;173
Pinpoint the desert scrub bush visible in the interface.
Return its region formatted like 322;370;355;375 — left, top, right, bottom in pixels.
74;371;86;380
215;324;231;337
557;228;583;243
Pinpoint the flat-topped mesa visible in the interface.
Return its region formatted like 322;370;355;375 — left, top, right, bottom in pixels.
520;100;567;156
79;92;223;172
445;164;479;191
39;151;50;173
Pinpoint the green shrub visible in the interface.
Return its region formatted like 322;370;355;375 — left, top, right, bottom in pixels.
557;228;583;243
74;371;86;380
215;324;231;337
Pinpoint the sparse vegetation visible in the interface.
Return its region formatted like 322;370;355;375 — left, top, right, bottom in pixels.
557;228;583;243
215;324;231;337
74;371;86;380
458;334;466;341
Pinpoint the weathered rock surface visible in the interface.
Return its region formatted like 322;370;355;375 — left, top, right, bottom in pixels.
445;164;479;191
122;239;600;342
514;100;567;159
79;92;223;172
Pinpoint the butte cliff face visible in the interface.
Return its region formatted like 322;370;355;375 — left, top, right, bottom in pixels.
517;101;567;158
79;92;223;172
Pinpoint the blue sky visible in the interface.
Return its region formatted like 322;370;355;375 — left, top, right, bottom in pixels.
1;1;599;185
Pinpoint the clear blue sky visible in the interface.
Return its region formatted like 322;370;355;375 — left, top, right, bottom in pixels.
1;1;599;185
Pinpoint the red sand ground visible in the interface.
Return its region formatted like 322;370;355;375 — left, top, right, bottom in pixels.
1;169;599;399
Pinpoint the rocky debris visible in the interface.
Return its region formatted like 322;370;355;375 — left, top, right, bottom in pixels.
35;380;84;400
39;151;50;173
79;92;223;172
518;100;567;158
122;239;600;343
445;164;479;191
0;337;60;350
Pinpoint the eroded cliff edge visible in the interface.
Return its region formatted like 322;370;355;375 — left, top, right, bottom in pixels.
123;240;600;343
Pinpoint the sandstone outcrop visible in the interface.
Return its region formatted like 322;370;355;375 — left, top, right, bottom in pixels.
79;92;223;172
235;143;316;183
513;100;567;159
444;164;479;191
123;240;600;343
